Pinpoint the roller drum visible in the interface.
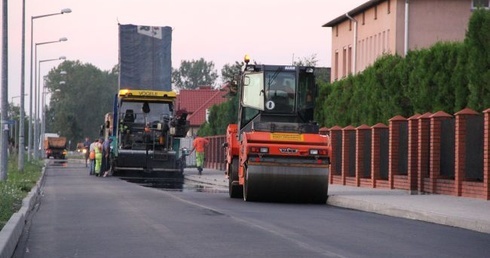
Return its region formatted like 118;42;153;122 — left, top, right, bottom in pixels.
244;164;329;203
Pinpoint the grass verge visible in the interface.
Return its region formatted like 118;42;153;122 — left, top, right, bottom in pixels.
0;156;42;230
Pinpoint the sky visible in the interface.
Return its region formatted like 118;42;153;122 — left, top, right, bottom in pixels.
2;0;366;107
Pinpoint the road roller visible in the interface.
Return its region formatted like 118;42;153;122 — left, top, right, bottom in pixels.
224;55;331;203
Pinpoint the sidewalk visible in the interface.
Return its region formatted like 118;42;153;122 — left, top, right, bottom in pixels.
184;167;490;234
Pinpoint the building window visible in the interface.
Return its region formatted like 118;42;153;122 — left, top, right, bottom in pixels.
369;36;373;63
387;29;390;53
387;0;391;14
336;25;339;37
342;48;347;78
472;0;489;9
374;5;378;20
362;12;365;25
349;20;352;31
382;31;386;53
348;46;352;75
361;39;365;69
334;51;339;80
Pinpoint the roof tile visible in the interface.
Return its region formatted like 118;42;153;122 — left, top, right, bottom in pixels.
176;87;229;126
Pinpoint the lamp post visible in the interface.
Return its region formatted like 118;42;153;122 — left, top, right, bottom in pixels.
18;0;26;171
28;8;71;161
33;39;67;159
35;56;65;159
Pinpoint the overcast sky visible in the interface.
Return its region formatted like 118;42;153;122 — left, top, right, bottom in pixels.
2;0;366;105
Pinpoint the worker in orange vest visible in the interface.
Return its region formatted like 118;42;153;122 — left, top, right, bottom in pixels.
191;135;209;175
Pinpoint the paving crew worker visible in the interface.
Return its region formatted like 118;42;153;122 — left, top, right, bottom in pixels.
88;138;98;175
190;134;209;175
83;137;91;167
94;138;103;177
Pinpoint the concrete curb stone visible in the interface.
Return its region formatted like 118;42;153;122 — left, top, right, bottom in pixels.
0;167;46;258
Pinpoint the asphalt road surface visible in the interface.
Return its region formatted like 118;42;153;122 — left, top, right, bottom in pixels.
13;159;490;258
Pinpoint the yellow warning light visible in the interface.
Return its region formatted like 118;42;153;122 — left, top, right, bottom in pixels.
119;89;130;96
244;54;250;64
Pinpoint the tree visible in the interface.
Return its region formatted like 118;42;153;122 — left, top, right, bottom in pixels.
465;8;490;111
45;60;118;148
221;61;243;83
293;54;318;66
172;58;218;89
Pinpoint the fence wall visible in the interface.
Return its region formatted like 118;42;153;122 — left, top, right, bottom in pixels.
201;107;490;200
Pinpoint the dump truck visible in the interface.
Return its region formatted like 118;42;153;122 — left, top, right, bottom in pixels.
107;24;190;177
224;56;331;203
44;136;68;159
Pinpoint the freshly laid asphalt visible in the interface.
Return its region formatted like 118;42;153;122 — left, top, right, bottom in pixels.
185;168;490;234
1;163;489;258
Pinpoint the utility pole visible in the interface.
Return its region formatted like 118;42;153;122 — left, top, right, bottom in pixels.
18;0;26;171
1;0;9;180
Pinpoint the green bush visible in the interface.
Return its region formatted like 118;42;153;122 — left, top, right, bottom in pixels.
0;157;42;230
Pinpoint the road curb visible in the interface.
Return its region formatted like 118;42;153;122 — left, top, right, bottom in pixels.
0;167;46;258
327;196;490;234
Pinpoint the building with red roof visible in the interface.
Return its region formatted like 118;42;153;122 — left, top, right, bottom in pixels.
175;85;229;136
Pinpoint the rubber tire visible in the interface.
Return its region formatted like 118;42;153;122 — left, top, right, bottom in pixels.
228;158;243;198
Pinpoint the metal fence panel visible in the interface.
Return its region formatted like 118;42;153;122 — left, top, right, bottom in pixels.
440;119;455;178
379;130;389;180
465;116;483;180
362;131;372;178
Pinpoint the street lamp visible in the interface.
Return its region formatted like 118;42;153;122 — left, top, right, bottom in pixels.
28;8;71;161
33;38;67;159
11;94;28;105
35;56;66;159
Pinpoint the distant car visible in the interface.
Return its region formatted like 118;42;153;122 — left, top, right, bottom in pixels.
76;142;86;154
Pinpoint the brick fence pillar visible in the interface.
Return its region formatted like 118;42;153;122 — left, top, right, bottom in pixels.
342;126;356;185
408;114;420;194
329;126;343;184
372;123;388;188
356;125;371;187
417;112;432;193
389;115;407;189
430;111;453;193
484;109;490;200
319;127;329;136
